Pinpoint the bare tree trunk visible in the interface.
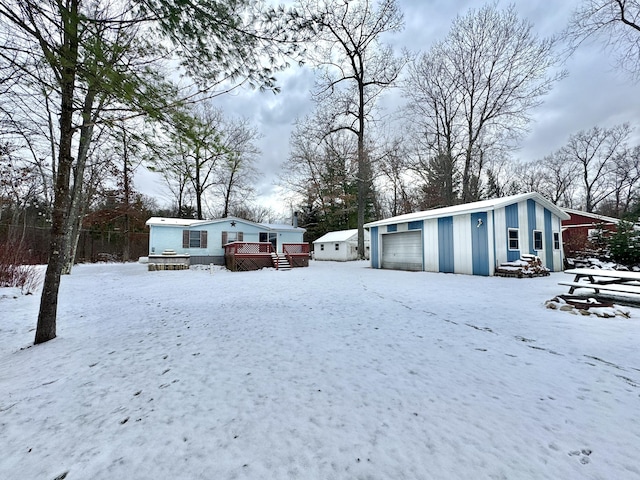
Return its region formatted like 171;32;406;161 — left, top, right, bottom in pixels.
62;88;96;274
122;127;131;262
35;0;80;344
357;81;367;260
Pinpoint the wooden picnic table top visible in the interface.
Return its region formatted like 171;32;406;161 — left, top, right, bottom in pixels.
564;268;640;281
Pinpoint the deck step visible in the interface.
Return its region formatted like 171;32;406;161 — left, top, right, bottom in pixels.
270;253;291;270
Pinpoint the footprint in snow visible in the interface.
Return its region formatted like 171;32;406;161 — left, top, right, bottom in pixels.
568;449;592;464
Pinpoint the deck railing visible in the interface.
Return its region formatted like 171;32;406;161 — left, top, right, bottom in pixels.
223;242;310;271
224;241;274;255
283;243;310;268
283;243;310;255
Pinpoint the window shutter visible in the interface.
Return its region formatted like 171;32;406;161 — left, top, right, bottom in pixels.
222;231;228;245
200;231;207;248
238;232;243;241
183;230;189;248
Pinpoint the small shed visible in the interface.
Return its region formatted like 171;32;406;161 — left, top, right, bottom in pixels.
146;216;306;266
313;229;370;261
364;192;570;276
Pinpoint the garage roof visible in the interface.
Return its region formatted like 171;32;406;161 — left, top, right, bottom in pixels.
364;192;570;229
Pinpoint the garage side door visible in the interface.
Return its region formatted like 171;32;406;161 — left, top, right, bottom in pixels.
381;231;423;271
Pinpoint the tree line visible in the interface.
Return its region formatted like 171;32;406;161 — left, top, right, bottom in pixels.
0;0;638;344
282;1;640;243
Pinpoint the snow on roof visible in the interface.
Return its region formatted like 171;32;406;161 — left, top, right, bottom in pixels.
261;223;306;232
313;229;359;243
563;208;621;225
145;217;209;227
146;216;305;232
364;192;570;228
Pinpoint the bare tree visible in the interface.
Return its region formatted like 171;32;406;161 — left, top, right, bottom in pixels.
608;144;640;216
405;3;565;203
560;123;632;212
404;48;461;205
0;0;303;344
376;136;415;216
281;114;360;235
296;0;406;258
565;0;640;81
215;117;261;218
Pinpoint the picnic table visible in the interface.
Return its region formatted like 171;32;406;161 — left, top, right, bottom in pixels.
559;268;640;295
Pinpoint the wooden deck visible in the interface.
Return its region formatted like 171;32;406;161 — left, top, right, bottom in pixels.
224;242;309;271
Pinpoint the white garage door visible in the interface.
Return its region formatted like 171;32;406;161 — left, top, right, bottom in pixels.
381;231;423;271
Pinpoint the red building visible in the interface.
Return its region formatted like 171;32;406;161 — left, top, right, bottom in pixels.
562;208;620;256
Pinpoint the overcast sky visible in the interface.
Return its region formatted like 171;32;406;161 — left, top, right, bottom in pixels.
139;0;640;218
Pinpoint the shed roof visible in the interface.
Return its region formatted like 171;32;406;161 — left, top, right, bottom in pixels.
364;192;570;229
146;216;305;232
313;229;367;244
562;208;620;225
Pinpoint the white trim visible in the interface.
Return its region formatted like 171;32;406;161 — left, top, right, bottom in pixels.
364;192;569;229
508;228;520;251
533;230;543;251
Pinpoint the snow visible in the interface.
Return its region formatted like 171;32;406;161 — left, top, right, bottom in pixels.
1;261;639;480
314;229;359;244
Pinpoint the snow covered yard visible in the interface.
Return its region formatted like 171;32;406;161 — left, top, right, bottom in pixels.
1;261;639;480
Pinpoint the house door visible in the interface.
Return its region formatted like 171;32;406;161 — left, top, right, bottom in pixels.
259;232;278;251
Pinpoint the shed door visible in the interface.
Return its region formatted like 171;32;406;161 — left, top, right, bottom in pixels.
381;231;422;271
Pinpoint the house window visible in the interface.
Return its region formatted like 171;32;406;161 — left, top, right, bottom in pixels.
222;231;243;245
335;243;340;251
553;232;560;250
533;230;543;250
320;244;324;251
508;228;519;250
183;230;207;249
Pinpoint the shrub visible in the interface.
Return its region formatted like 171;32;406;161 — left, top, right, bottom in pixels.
0;240;43;294
607;220;640;267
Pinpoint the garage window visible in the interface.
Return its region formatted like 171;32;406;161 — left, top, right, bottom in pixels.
553;232;560;250
320;244;324;251
508;229;519;250
533;230;543;250
335;243;340;250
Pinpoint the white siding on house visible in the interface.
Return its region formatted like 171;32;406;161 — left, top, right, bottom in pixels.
424;219;439;272
315;241;350;261
453;214;473;275
536;203;546;255
553;216;563;271
518;201;530;255
313;229;368;261
493;208;508;266
486;211;496;276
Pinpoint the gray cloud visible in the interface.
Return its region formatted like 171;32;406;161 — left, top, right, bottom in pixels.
139;0;640;215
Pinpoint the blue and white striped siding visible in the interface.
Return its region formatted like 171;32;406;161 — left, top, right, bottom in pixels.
370;226;379;268
370;198;564;274
426;215;491;276
423;219;439;272
493;200;563;272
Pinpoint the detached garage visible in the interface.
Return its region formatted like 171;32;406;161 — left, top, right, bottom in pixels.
364;192;570;276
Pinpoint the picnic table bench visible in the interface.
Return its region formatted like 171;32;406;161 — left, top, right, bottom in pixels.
559;268;640;295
